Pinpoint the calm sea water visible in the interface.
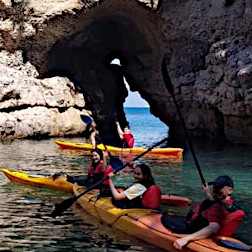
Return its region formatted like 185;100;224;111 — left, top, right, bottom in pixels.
0;107;251;251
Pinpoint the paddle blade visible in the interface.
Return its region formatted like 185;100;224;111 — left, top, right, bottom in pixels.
217;239;251;251
51;196;77;218
80;114;93;125
109;157;124;170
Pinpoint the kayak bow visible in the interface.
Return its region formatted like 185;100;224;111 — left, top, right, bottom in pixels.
1;168;73;193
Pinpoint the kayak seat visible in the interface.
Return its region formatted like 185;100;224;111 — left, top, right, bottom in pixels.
161;212;190;234
52;172;67;180
66;175;89;186
217;209;245;236
142;185;162;209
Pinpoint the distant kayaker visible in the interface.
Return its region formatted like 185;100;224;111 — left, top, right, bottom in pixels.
170;175;245;250
115;121;135;148
108;163;162;209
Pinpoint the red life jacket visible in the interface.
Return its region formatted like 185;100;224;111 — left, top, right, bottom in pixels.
102;165;113;185
187;199;245;236
88;162;103;177
217;209;245;236
142;185;162;209
122;134;135;148
88;162;113;185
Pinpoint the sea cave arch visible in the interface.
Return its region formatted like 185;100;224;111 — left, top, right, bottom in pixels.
45;7;169;146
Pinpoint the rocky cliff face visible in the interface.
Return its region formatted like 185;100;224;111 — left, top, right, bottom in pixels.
0;0;251;145
0;50;86;139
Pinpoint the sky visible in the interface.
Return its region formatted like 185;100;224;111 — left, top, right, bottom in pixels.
124;81;149;108
110;58;149;108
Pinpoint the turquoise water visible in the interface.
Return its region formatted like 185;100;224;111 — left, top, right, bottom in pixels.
124;107;168;147
0;107;251;251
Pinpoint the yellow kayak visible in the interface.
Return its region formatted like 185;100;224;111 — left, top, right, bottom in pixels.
1;168;191;206
55;140;183;159
74;184;250;252
1;168;73;193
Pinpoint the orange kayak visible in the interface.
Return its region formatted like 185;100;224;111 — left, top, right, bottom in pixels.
74;184;250;252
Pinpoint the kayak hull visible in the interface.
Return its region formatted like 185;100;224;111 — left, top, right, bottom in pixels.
1;168;73;193
74;184;248;252
55;140;183;160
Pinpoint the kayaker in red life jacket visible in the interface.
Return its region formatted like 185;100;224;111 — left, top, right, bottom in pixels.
108;164;162;209
172;175;245;250
67;131;113;190
115;121;135;148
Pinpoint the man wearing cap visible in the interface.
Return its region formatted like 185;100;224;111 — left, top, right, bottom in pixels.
173;175;244;250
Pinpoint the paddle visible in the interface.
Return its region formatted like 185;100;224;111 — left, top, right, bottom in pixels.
162;57;206;186
51;137;168;217
80;114;123;170
216;238;251;251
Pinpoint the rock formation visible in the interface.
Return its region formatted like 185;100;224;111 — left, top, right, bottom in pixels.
0;0;251;145
0;50;86;139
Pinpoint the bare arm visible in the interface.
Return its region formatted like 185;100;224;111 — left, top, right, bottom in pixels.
173;222;220;250
108;173;126;200
101;151;109;173
90;130;98;149
115;121;124;139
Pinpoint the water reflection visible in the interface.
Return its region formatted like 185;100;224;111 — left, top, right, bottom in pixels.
0;138;251;251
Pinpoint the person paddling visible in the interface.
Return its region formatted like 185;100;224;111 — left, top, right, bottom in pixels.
67;131;113;192
108;163;162;209
115;121;135;148
165;175;245;250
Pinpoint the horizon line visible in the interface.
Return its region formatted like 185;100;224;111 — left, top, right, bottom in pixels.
124;106;150;108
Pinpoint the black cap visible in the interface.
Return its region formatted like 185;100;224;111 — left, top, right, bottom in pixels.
209;175;234;190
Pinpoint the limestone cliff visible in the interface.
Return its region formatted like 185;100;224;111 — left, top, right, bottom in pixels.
0;50;86;139
0;0;251;145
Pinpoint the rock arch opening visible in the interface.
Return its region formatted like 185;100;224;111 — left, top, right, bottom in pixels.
45;10;164;146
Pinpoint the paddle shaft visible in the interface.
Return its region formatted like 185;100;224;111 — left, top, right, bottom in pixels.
162;58;206;186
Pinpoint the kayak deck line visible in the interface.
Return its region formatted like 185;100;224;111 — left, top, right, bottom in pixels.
74;184;249;252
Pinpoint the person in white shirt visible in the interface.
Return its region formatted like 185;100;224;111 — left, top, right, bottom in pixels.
108;164;161;209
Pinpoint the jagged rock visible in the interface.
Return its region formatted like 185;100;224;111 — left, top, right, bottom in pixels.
0;0;251;145
0;50;86;140
0;107;86;139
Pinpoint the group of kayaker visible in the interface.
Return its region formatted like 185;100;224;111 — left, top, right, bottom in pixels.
72;118;245;250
